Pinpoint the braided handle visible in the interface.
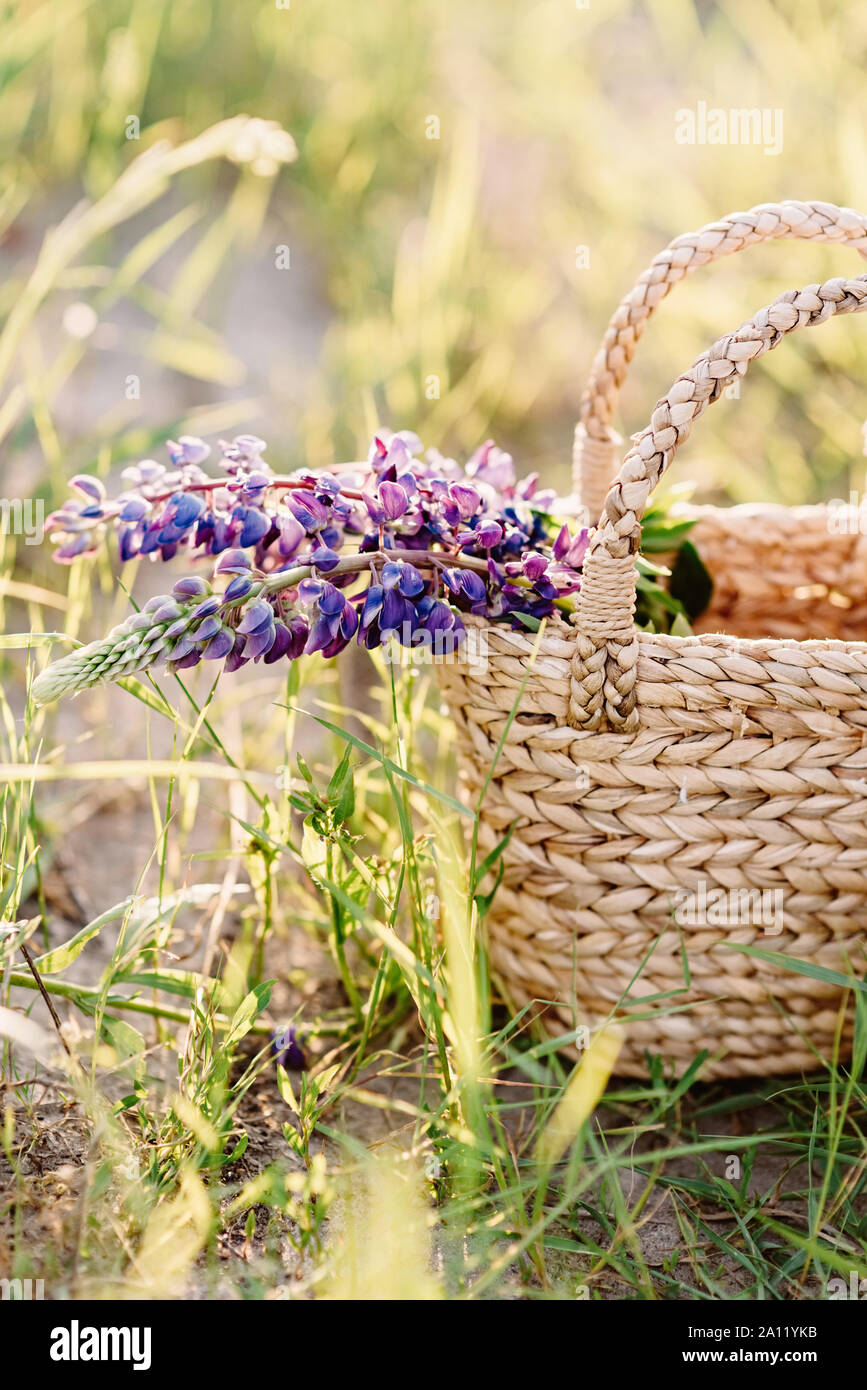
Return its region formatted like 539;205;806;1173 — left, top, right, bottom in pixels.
568;272;867;734
574;201;867;522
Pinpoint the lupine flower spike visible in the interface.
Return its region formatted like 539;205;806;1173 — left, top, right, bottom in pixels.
33;432;588;704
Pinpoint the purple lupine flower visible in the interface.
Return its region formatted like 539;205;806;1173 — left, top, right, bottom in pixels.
300;579;359;657
275;513;306;559
157;491;207;544
215;548;253;575
381;559;425;596
34;425;601;704
309;544;341;571
221;434;267;468
121;459;166;489
443;568;487;604
234;505;271;547
70;474;107;503
166;436;211;468
288;491;330;532
415;595;465;652
520;553;547;582
272;1025;306;1070
466;441;515;493
358;584;386;649
238;599;277;659
448;483;481;521
471;520;504;549
363;479;411;525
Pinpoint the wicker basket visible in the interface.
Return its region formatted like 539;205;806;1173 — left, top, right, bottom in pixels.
438;201;867;1079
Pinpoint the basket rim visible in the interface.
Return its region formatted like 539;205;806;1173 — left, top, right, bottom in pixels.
460;607;867;654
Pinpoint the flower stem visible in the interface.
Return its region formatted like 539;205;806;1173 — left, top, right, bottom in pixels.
258;547;490;595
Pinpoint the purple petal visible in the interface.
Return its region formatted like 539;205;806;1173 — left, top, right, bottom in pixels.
202;628;235;660
379;481;409;522
224;632;250;673
263;622;293;663
172;576;210;600
522;553;548;582
474;520;503;549
448;483;480;520
238;600;275;634
310;545;341;571
70;475;106;502
216;548;252;575
222;575;254;603
238;507;271;547
245;622;276;659
190;595;221;620
318;583;344;617
297;577;325;607
194;615;223;642
553;524;571;562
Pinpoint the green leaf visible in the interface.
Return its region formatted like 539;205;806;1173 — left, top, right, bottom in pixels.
669;611;694;638
223;1133;249;1165
724;942;867;994
100;1015;146;1059
640;519;697;552
35;898;133;975
3;632;78;650
277;1064;299;1113
669;540;713;621
285;707;473;819
472;824;515;894
328;744;355;822
114;967;203;999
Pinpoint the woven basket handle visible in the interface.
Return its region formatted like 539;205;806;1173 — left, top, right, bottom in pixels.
574;201;867;522
568;271;867;734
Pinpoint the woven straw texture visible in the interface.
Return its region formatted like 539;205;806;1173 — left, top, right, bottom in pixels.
438;202;867;1079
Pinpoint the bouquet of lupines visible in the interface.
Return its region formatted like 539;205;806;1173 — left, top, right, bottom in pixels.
31;430;701;705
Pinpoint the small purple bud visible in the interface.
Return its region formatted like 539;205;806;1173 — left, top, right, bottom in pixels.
310;545;341;571
216;548;253;575
190;595;221;621
194;615;223;642
222;575;254;603
70;475;106;502
172;576;210;600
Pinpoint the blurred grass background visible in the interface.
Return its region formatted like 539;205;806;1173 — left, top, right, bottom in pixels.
3;0;867;516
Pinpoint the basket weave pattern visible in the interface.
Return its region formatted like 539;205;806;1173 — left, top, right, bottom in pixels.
439;203;867;1078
